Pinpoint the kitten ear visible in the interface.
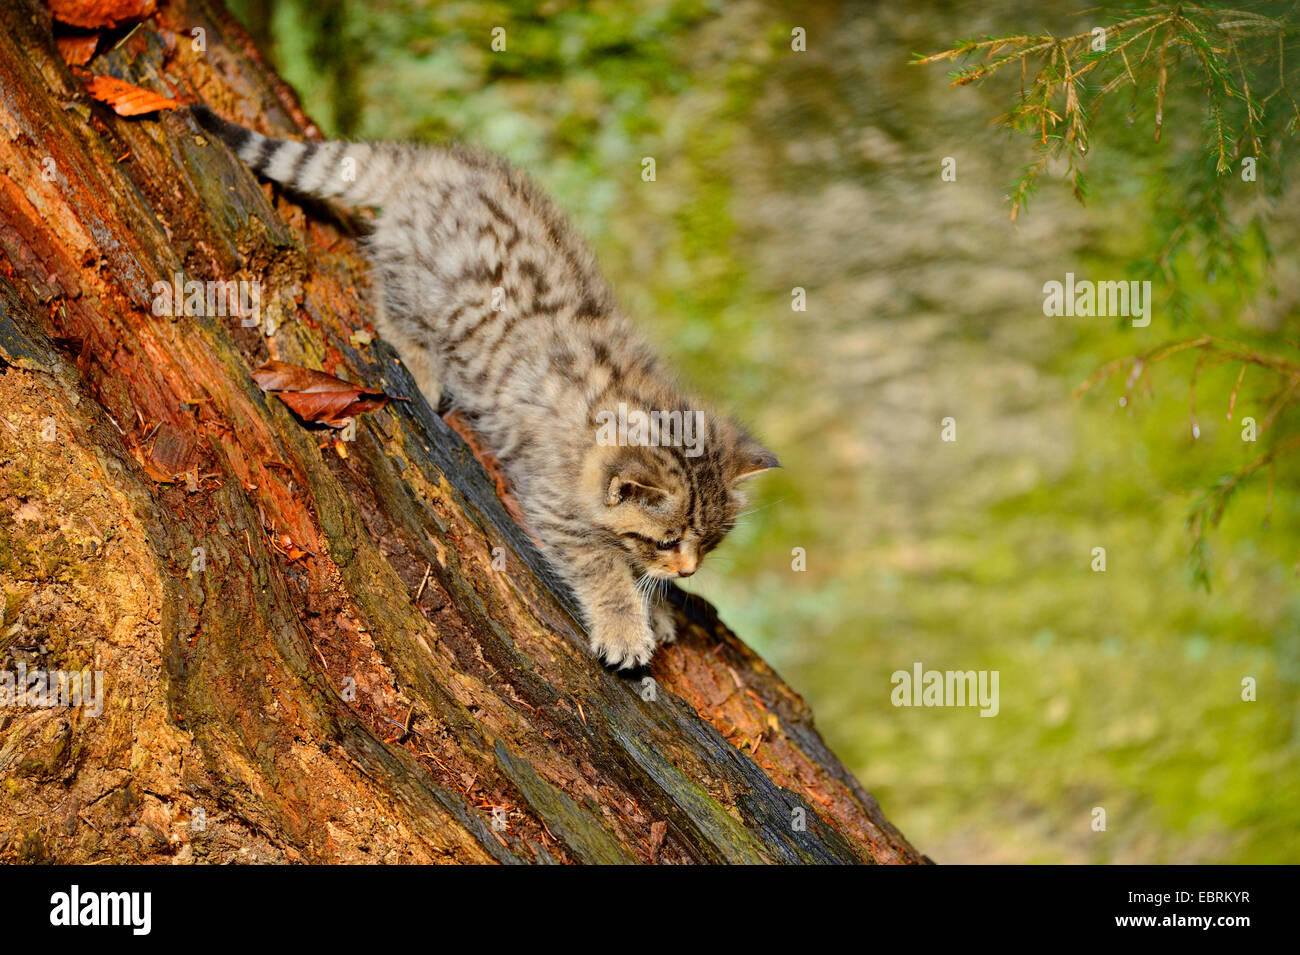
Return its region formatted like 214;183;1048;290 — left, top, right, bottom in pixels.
606;474;668;508
731;441;780;484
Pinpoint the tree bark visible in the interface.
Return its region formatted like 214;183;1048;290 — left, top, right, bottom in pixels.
0;0;924;864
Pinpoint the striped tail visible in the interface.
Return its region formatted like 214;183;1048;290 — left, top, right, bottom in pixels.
191;106;398;207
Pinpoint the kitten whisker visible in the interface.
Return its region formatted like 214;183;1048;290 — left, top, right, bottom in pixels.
734;497;787;520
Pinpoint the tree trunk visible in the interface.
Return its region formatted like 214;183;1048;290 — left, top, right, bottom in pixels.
0;0;924;865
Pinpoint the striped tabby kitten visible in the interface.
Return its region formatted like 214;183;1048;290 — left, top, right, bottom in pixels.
193;106;776;669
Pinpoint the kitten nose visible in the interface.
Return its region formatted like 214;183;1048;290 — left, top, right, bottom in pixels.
673;551;698;577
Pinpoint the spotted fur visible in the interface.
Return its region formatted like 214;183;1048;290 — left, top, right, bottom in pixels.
193;105;777;668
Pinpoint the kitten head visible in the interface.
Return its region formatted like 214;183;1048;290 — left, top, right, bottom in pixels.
590;418;777;580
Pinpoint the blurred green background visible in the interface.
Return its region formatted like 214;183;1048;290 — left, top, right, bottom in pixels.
227;0;1299;863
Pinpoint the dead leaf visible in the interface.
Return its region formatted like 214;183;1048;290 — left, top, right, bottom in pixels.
147;422;196;476
56;34;99;67
85;75;180;117
251;359;391;428
131;445;178;484
47;0;156;30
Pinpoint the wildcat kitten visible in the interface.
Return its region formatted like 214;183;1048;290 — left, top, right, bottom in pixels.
192;105;776;669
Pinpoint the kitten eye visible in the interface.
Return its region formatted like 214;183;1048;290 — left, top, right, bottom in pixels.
655;538;681;551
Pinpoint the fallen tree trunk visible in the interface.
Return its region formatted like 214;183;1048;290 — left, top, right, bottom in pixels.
0;0;924;864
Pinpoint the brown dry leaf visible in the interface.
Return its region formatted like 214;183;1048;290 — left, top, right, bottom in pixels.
147;422;196;476
47;0;156;30
56;34;99;67
251;359;391;428
85;74;180;117
130;445;178;484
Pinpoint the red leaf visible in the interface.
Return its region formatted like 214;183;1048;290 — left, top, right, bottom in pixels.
251;360;370;395
84;75;180;116
47;0;156;30
56;34;99;67
251;360;391;427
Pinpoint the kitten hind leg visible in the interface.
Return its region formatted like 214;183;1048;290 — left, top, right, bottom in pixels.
372;287;445;410
403;342;444;411
385;326;444;411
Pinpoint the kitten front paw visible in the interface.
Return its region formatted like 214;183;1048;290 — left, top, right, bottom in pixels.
650;602;678;645
589;617;656;670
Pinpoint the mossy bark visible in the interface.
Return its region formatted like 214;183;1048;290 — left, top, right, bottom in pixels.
0;0;924;864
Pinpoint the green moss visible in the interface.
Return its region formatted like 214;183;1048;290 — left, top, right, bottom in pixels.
2;589;23;628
